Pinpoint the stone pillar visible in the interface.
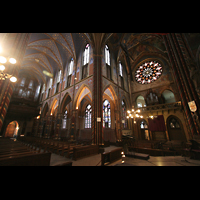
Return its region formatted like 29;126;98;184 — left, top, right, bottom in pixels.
0;33;30;133
69;109;77;141
54;112;62;140
163;34;198;138
39;117;45;138
173;33;200;133
92;52;103;145
114;109;122;142
43;115;53;139
35;118;40;137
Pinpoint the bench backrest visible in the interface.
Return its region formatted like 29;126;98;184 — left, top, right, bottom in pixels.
73;145;99;161
0;152;51;166
101;147;123;166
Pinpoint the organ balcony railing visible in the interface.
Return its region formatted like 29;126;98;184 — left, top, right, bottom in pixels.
139;101;182;114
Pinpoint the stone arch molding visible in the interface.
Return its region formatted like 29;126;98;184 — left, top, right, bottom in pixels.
59;92;72;113
103;84;118;107
74;84;92;110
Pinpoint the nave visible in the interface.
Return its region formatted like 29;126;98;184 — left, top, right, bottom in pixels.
1;136;200;166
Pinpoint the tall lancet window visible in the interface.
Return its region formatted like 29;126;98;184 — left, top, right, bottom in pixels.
62;110;67;129
83;43;90;65
20;78;26;87
122;100;128;129
67;58;74;87
103;99;111;128
82;44;90;79
119;61;123;77
28;80;33;89
69;58;74;76
85;104;92;128
105;45;110;66
34;84;41;101
119;61;124;89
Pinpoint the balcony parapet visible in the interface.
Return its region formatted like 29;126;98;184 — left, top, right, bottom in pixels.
140;101;182;113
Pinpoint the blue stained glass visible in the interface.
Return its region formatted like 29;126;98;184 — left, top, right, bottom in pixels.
103;99;111;128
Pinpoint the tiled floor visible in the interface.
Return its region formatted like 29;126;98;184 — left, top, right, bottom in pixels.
43;146;200;166
50;145;118;166
111;155;200;166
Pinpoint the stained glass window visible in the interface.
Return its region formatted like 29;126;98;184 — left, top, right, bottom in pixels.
83;43;90;65
57;70;61;83
140;120;148;129
34;85;41;101
103;100;111;128
169;118;180;129
62;110;67;129
28;80;33;89
122;100;127;128
69;58;74;75
105;45;110;66
85;104;92;128
18;89;22;96
119;61;123;77
135;61;162;84
20;78;26;87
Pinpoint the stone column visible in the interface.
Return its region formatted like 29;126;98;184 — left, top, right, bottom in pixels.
173;33;200;133
69;109;77;141
54;112;62;140
92;52;103;145
44;115;53;139
114;109;122;142
163;34;197;138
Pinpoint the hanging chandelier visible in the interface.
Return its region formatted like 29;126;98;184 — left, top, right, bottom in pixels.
126;107;143;123
0;46;17;82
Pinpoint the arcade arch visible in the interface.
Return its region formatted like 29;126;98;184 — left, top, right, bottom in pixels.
5;121;19;137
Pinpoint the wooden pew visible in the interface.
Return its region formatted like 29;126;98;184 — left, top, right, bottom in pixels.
0;152;51;166
73;145;99;161
0;138;51;166
0;150;38;159
101;147;123;166
53;161;73;166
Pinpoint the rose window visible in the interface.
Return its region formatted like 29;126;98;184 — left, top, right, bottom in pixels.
135;61;162;84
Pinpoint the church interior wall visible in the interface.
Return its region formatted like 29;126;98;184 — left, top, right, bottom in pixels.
1;33;200;145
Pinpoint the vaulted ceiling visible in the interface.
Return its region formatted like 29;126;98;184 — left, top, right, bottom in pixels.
19;33;200;87
20;33;91;85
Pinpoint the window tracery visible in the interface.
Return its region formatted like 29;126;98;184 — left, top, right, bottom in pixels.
122;100;128;129
103;99;111;128
85;104;92;128
105;45;110;66
83;43;90;66
135;61;162;84
169;118;180;129
62;110;67;129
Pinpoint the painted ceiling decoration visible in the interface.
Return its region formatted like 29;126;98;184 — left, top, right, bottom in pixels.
19;33;169;86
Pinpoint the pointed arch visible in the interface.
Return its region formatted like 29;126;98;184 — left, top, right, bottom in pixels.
5;121;20;138
121;94;131;110
41;102;49;117
103;84;118;106
60;92;72;113
135;95;146;108
50;97;58;116
74;84;92;110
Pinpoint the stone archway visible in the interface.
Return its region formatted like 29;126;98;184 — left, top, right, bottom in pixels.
5;121;19;138
166;115;186;141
